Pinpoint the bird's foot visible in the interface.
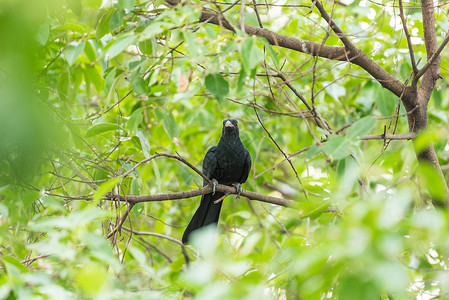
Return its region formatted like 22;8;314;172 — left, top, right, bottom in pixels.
212;179;218;195
232;183;242;199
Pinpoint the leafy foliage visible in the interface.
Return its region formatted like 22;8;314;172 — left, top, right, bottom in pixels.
1;0;449;299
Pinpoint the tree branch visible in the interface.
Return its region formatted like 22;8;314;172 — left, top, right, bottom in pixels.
165;0;406;99
311;0;406;98
417;0;443;100
122;152;212;184
414;29;449;85
166;0;346;59
362;133;415;141
398;0;418;75
106;182;292;207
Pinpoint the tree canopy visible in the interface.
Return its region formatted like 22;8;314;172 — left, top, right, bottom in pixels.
1;0;449;299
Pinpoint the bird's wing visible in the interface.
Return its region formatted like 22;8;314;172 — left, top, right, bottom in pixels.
240;148;252;184
202;145;218;185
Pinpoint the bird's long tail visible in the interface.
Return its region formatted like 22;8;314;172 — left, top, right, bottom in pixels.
182;192;224;244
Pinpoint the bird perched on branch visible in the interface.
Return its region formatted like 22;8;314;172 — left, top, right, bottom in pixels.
182;118;251;244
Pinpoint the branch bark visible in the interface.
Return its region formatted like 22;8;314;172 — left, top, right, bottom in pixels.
106;182;293;207
165;0;407;99
417;0;443;100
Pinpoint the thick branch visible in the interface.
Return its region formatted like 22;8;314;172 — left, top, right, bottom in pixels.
417;0;442;100
311;1;406;98
165;0;406;99
165;0;344;60
106;183;293;207
414;29;449;84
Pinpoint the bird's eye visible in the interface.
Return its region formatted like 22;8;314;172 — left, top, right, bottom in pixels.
235;122;238;126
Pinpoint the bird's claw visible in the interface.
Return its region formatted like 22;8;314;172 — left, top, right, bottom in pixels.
212;179;218;195
232;183;242;199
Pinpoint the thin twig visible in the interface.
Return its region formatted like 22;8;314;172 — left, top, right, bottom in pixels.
398;0;418;74
253;108;308;200
413;28;449;84
362;133;415;140
120;226;184;246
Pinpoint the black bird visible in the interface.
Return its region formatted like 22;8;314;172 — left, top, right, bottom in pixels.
182;118;251;244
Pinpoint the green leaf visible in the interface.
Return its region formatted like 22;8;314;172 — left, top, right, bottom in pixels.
93;178;120;204
302;203;330;219
306;144;323;160
104;34;138;58
117;0;134;10
141;21;169;40
240;36;264;71
205;73;229;101
161;110;180;140
96;10;113;40
136;129;151;159
84;40;97;62
432;89;442;108
132;202;143;217
325;82;346;101
35;23;49;45
131;178;140;196
261;37;279;70
138;37;157;56
0;202;8;218
84;64;105;93
416;163;447;202
65;41;85;66
132;75;150;95
323;135;350;160
2;256;29;274
68;0;82;16
237;68;246;92
82;232;122;272
127;107;143;134
85;123;120;138
109;10;124;31
346;116;376;141
376;88;398;116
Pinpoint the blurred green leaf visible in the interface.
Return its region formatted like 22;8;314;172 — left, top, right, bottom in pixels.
117;0;134;10
416;163;447;202
346;116;376;141
306;144;323;160
104;34;137;58
241;36;264;72
2;256;28;274
131;178;140;195
376;88;399;117
127;107;144;134
161;110;180;140
323;135;350;160
65;41;85;66
138;37;157;56
141;21;169;39
0;203;9;218
96;10;113;40
68;0;82;16
85;123;121;138
136;129;151;158
205;73;229;101
35;23;49;45
109;10;124;31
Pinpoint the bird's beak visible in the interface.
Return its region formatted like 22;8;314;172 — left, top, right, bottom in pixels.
225;120;234;127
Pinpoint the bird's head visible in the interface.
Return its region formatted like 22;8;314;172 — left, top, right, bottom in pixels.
222;118;240;138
